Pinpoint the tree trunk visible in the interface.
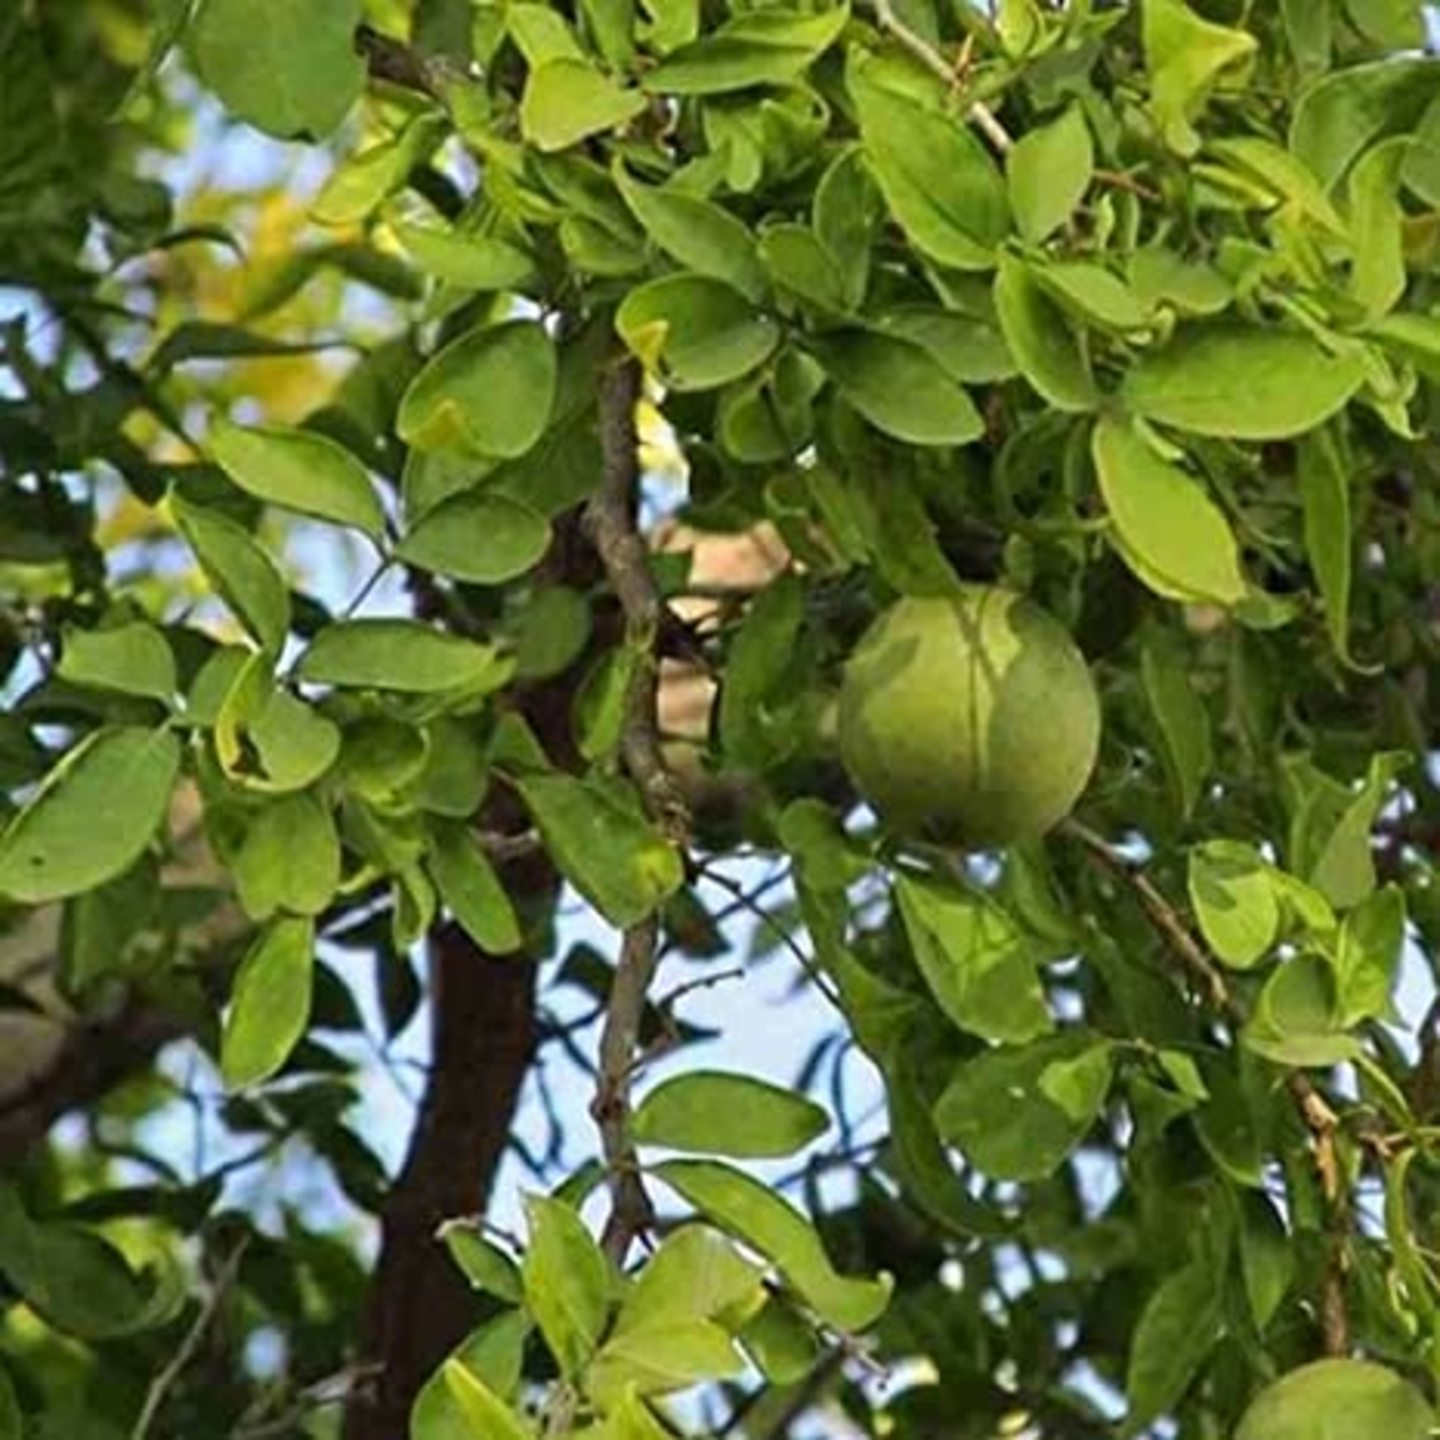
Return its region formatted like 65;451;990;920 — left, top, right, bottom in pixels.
341;910;544;1440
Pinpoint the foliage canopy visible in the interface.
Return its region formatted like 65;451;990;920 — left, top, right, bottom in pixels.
5;1;1440;1438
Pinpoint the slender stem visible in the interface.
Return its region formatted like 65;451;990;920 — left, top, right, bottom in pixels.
584;358;692;1264
867;0;1014;153
131;1239;249;1440
1060;818;1350;1355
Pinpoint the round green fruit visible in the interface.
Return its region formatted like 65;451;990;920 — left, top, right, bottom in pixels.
837;588;1100;848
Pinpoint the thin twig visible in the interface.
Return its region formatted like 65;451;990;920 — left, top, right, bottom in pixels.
700;867;844;1011
1060;818;1350;1355
131;1239;250;1440
1062;821;1237;1021
584;358;692;1264
868;0;1013;153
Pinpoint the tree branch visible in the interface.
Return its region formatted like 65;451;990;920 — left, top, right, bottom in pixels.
131;1238;249;1440
0;1003;182;1166
584;358;692;1263
354;24;447;99
867;0;1013;154
1061;819;1349;1355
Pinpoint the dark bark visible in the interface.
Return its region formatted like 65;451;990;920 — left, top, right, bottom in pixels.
341;915;544;1440
0;1003;181;1168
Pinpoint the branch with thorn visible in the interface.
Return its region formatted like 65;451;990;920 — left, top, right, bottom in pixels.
1061;819;1351;1356
584;357;693;1263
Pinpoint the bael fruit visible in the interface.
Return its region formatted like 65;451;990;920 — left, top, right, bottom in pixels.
1234;1359;1433;1440
838;588;1100;848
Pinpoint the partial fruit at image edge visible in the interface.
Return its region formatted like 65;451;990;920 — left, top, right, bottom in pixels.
838;586;1101;849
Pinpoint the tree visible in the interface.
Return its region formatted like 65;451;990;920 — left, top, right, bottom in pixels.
3;0;1440;1436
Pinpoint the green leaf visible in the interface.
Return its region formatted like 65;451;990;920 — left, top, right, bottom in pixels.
172;494;290;654
934;1035;1112;1182
513;773;683;927
392;221;539;293
311;114;447;227
614;1225;763;1333
757;225;849;314
1008;105;1093;244
588;1319;742;1404
397;491;550;585
653;1159;892;1331
994;254;1097;411
851;56;1009;271
806;329;983;446
1344;0;1427;49
1033;261;1150;334
632;1072;829;1158
440;1359;531;1440
1294;751;1407;908
399;320;557;458
602;1391;676;1440
1281;0;1331;80
438;1224;524;1303
615;166;767;302
209;416;384;540
521;59;646;152
895;874;1052;1044
616;274;779;390
1141;0;1257;156
1244;953;1359;1067
717;573;806;770
1333;884;1404;1027
507;3;586;65
1205;136;1347;237
1121;325;1366;440
295;620;511;694
521;1195;612;1376
58;623;176;704
60;855;158;996
428;822;522;954
1236;1189;1294;1332
412;1314;530;1439
234;792;341;920
190;0;363;139
644;5;848;94
221;915;315;1089
1129;247;1233;317
1403;92;1440;206
241;689;342;793
338;717;428;802
776;799;870;893
1140;626;1211;819
1292;57;1439;191
1188;841;1279;970
1348;136;1409;320
1298;428;1358;667
1092;414;1247;605
0;1185;177;1341
814;145;882;309
580;0;636;67
0;1368;17;1440
883;1037;1008;1239
0;727;180;905
1235;1360;1433;1440
639;0;698;50
1125;1260;1225;1433
874;307;1016;385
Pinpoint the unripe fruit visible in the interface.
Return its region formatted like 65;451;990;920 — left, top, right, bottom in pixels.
838;588;1100;848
